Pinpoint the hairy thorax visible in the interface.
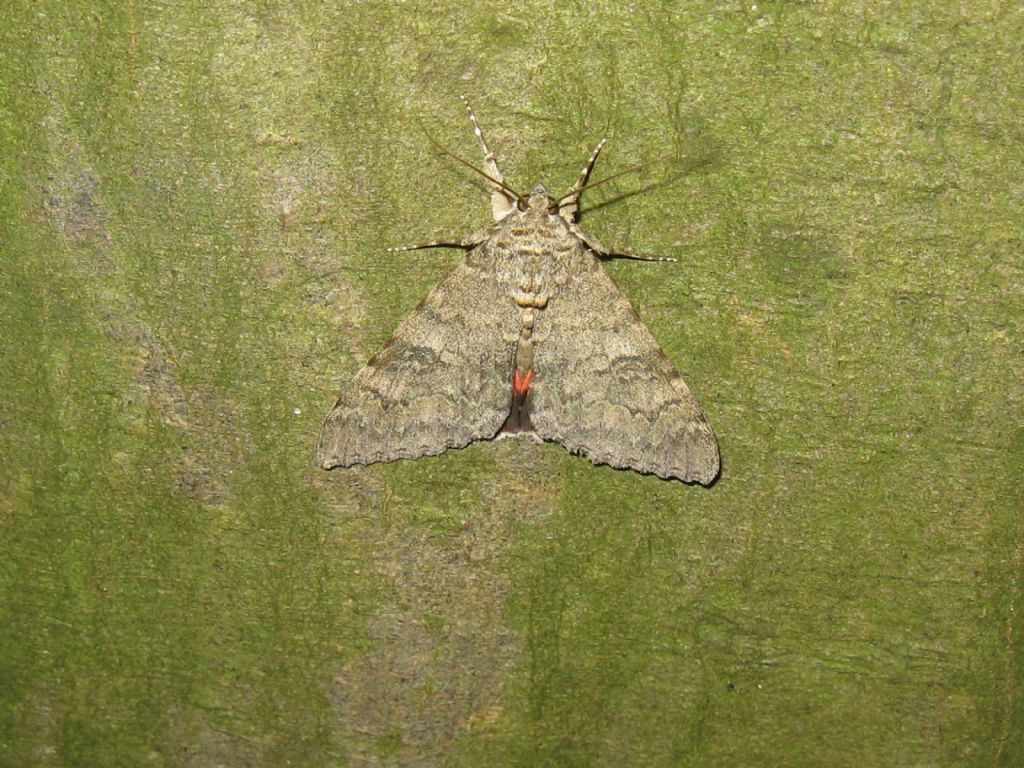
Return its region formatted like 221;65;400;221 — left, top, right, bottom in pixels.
479;188;585;310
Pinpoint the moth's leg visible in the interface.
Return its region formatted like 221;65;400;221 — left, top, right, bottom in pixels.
386;224;495;253
569;223;676;263
559;138;607;222
461;96;516;221
568;223;607;254
461;96;504;184
385;239;469;253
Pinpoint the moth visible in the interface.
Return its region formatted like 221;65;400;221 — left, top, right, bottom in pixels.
317;100;720;484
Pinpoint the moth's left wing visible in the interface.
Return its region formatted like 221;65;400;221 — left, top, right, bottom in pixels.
316;255;518;468
530;255;720;484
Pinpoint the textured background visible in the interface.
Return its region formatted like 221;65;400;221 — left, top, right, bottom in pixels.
2;2;1022;766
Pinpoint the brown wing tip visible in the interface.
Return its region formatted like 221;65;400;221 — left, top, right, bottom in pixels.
688;461;720;486
315;434;343;470
686;428;721;486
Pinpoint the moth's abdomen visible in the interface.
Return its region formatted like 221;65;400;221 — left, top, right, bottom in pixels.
502;309;536;434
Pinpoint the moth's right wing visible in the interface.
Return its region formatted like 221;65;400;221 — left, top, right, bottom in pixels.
530;255;720;485
316;256;517;468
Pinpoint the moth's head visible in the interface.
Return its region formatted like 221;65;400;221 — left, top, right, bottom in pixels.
521;183;558;215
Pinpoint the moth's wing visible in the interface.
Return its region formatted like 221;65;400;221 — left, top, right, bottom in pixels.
316;256;517;468
530;255;720;484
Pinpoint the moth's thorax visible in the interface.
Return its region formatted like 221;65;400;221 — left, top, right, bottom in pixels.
477;182;585;309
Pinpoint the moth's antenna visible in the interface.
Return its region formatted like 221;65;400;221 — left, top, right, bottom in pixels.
422;130;523;203
556;164;643;207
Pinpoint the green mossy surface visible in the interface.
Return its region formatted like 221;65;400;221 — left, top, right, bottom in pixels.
1;3;1021;766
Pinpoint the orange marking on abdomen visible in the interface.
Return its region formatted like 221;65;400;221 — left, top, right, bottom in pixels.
513;368;534;395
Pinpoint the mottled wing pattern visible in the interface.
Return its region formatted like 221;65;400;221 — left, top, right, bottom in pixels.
316;255;518;468
530;254;720;484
